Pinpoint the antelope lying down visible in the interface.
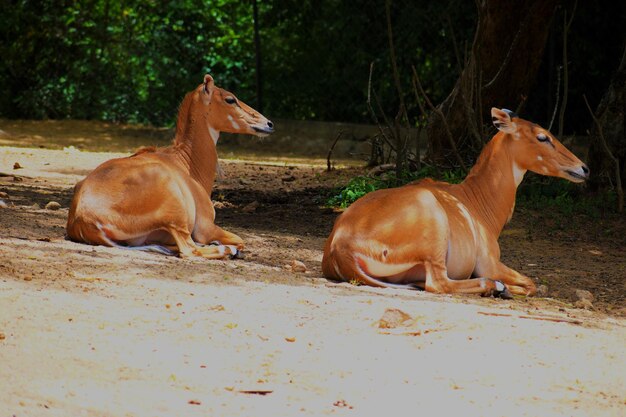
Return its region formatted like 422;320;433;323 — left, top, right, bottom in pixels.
322;108;589;298
67;74;273;258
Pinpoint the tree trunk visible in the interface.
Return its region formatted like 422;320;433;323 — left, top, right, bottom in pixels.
426;0;560;166
252;0;263;113
587;44;626;198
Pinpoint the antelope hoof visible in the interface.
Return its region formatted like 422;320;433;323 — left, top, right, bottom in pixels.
223;245;243;260
230;248;245;260
493;280;513;299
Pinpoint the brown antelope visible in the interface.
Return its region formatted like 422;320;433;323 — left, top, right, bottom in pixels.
67;74;273;258
322;108;589;298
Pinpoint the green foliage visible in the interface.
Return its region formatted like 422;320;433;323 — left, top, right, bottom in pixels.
517;175;616;218
327;176;380;209
0;0;257;125
0;0;475;125
0;0;622;133
327;167;465;208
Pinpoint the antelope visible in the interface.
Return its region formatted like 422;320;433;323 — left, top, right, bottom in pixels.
67;74;274;258
322;108;589;298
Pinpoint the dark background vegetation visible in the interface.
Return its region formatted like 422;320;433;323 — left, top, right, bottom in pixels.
1;0;625;210
1;0;622;128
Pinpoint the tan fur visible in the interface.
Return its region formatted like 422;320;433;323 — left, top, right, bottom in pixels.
66;74;273;258
131;146;158;156
322;108;588;297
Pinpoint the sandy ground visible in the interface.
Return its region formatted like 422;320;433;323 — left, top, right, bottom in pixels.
0;121;625;416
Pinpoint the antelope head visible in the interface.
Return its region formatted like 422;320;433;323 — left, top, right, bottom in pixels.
491;107;589;183
201;74;274;137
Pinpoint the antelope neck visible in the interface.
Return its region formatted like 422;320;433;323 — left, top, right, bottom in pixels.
457;134;522;236
173;105;219;195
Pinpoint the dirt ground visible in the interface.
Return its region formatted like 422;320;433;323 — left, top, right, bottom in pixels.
0;120;625;416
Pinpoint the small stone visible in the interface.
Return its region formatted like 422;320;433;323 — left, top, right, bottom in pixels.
0;200;7;209
0;191;8;198
378;308;413;329
30;203;40;209
45;201;61;210
242;201;260;213
536;284;549;297
282;175;296;182
574;298;593;310
575;289;594;302
610;307;626;317
13;162;22;169
213;201;234;209
290;260;307;272
13;176;23;182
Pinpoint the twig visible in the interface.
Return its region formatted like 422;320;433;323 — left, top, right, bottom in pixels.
411;66;467;171
366;62;396;159
483;13;530;89
477;65;484;140
385;0;408;125
477;311;583;325
558;0;577;137
444;13;463;75
460;64;484;150
515;94;528;116
471;0;485;68
368;135;384;167
548;66;562;131
373;90;398;153
368;163;396;176
411;66;428;119
326;131;344;172
0;172;29;179
386;0;410;176
517;315;582;325
583;94;624;213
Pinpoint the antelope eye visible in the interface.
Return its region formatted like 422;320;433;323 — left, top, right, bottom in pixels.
225;97;237;104
537;133;549;142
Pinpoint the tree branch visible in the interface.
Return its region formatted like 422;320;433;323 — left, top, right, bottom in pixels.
483;12;531;90
411;66;467;171
366;62;396;154
548;66;562;131
444;13;463;75
326;131;343;172
558;0;577;137
583;94;623;213
385;0;409;176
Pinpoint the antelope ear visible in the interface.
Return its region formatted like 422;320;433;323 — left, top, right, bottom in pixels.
202;74;215;104
203;74;215;91
491;107;517;134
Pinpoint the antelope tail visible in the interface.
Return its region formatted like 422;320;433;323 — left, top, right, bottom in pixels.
327;251;422;290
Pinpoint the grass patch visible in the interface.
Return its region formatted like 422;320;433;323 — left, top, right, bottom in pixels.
327;166;464;209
